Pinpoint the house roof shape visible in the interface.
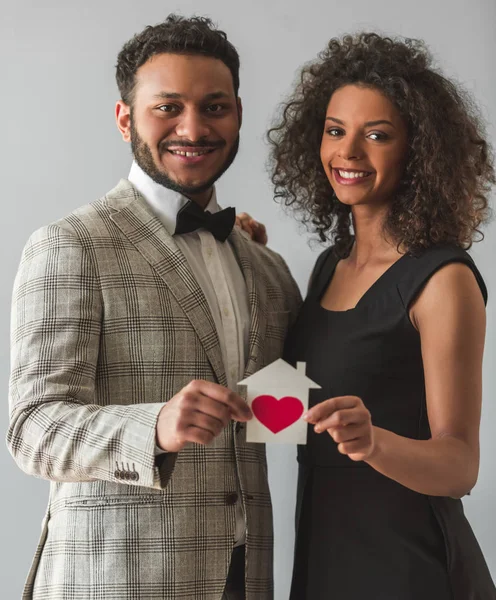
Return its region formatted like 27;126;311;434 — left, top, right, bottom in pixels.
239;359;321;389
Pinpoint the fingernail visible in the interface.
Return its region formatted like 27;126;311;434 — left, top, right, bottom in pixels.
303;412;309;421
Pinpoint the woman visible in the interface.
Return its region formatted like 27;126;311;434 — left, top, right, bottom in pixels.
240;33;495;599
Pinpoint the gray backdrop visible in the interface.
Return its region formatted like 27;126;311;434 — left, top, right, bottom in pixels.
2;1;495;598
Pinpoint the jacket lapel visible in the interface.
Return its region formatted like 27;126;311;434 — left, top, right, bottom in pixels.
105;180;227;386
229;229;268;379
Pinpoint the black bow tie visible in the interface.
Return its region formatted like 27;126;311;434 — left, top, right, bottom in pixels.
174;201;236;242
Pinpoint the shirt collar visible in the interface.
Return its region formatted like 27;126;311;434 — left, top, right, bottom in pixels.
128;160;220;236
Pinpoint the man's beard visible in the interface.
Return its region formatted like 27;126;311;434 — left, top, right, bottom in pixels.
130;116;239;197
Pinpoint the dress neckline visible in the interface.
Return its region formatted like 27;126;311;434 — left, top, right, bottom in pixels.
317;252;410;314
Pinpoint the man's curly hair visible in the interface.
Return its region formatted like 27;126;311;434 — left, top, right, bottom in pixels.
268;33;494;257
116;15;240;106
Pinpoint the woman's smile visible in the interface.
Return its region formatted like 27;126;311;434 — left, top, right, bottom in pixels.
332;167;374;185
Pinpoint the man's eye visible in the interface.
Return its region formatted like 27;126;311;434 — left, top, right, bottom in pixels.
158;105;179;113
206;104;226;113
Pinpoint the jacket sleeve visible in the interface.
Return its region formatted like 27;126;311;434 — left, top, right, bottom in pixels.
7;224;174;490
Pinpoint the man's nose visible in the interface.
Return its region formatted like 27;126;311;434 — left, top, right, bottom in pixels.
175;110;210;142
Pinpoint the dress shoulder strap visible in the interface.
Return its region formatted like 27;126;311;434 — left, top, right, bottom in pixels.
397;245;487;310
307;246;339;299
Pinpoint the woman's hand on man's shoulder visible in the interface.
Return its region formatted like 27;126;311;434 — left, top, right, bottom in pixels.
235;212;268;245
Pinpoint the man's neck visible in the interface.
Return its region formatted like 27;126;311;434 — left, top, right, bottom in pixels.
184;187;214;210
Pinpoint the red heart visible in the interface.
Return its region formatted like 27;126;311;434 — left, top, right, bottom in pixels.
252;395;304;434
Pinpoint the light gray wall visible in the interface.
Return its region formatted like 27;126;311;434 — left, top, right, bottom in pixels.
2;1;495;598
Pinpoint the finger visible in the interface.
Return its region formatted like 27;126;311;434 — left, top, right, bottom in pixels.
236;214;260;239
337;439;370;460
250;221;268;245
237;221;254;237
235;214;254;236
182;425;216;446
258;224;268;245
304;396;361;424
180;411;226;438
250;220;266;234
187;380;252;421
244;225;255;238
314;407;370;432
186;394;232;428
326;424;369;444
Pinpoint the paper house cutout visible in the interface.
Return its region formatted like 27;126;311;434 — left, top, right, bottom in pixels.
238;359;321;444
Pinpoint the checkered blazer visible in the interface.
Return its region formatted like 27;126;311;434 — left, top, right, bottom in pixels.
8;180;302;600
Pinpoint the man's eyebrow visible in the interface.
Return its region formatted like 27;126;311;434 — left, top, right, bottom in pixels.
325;116;395;128
153;92;182;100
203;92;231;101
152;91;231;101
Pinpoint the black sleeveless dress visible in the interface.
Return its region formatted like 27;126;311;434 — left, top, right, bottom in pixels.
284;245;495;600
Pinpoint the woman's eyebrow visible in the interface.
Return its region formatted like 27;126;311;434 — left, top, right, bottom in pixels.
364;119;395;128
325;116;395;128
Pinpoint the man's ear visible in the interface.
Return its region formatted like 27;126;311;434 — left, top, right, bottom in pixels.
237;97;243;129
116;101;131;142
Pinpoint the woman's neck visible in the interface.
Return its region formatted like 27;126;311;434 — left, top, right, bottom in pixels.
349;205;402;267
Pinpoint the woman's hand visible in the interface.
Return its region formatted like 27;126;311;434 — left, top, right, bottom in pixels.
304;396;376;461
235;212;268;245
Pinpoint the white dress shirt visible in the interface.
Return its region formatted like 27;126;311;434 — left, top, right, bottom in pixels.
128;161;249;546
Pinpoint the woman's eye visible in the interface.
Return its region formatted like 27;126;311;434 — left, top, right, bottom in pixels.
367;131;389;141
326;127;344;137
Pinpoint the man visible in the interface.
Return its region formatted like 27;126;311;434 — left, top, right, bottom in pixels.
8;15;301;600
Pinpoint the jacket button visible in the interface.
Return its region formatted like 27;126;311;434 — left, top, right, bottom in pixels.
114;470;121;479
225;492;238;506
235;422;244;433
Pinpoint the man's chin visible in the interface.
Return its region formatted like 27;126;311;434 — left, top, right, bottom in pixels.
153;172;214;196
158;162;220;194
173;182;213;196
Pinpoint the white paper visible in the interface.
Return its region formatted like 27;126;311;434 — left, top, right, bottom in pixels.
238;359;321;444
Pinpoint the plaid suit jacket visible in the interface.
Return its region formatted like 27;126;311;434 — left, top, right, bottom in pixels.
8;180;302;600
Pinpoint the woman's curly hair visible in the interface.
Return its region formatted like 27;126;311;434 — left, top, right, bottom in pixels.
268;33;495;256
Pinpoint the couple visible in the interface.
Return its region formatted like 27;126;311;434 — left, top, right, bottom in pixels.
7;14;495;600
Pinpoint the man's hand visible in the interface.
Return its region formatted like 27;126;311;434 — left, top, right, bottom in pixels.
156;380;252;452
